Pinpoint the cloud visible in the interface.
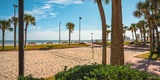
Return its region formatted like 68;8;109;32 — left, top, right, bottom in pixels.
25;3;57;21
46;0;83;5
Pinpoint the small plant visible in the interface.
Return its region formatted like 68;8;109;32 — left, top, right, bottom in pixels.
55;64;160;80
18;74;44;80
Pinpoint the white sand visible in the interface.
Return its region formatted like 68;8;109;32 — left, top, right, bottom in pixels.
0;47;159;80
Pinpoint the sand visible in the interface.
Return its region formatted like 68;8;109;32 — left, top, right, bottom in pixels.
0;46;160;80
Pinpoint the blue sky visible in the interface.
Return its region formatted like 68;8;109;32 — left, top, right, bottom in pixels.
0;0;144;40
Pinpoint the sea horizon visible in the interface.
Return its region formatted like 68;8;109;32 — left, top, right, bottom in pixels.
0;40;100;45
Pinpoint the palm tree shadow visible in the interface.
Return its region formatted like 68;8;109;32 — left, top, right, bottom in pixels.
127;53;160;75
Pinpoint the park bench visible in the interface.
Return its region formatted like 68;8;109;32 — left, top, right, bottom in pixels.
28;42;36;45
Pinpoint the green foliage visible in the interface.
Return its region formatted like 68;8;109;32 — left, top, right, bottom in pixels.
18;74;44;80
55;64;160;80
156;45;160;53
135;52;160;60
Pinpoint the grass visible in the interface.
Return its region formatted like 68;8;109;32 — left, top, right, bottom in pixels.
135;52;160;60
0;44;90;51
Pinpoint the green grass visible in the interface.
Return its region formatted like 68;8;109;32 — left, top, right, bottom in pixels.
0;44;89;51
135;52;160;60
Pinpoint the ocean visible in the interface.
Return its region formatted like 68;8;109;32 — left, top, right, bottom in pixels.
0;40;93;46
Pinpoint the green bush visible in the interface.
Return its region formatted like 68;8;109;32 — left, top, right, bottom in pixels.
156;45;160;53
55;64;160;80
18;74;44;80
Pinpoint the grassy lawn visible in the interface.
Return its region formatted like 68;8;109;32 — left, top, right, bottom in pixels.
135;52;160;61
0;44;90;51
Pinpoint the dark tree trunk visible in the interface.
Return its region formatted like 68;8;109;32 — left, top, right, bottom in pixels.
132;31;134;42
97;0;107;65
140;30;142;42
142;26;146;44
14;25;16;49
18;0;24;76
148;19;154;54
155;25;159;46
134;31;137;42
111;0;124;65
2;31;5;50
24;28;27;48
69;30;71;45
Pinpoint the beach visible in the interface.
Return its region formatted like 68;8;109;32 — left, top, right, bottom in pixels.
0;46;160;80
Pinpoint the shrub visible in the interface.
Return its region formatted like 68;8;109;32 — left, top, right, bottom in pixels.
18;74;44;80
156;45;160;53
55;64;160;80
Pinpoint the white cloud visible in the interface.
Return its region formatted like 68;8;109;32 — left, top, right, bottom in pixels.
46;0;83;5
25;3;57;21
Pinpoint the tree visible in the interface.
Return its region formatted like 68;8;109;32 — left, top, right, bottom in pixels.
95;0;109;65
131;23;137;42
11;17;18;49
123;26;128;41
66;22;75;45
136;22;143;42
138;20;147;44
24;14;36;47
111;0;124;65
127;26;134;42
0;19;13;50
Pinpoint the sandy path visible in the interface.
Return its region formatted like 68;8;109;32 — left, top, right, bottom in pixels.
0;47;159;80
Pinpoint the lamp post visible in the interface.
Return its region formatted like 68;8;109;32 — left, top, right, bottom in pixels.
59;22;61;44
18;0;24;76
91;33;94;59
13;4;18;49
79;17;82;46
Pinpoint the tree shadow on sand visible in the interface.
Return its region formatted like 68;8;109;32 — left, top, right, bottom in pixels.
124;44;150;52
127;53;160;76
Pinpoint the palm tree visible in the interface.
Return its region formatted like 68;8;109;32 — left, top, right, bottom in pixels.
138;20;147;44
123;26;128;41
95;0;109;65
24;14;36;47
111;0;124;65
11;17;18;49
131;23;137;42
127;26;134;42
66;22;75;45
0;19;13;50
136;22;143;42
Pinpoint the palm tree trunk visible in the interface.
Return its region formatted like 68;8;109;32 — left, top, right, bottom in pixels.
143;26;146;44
24;28;27;47
140;30;142;42
69;30;71;45
134;31;137;42
111;0;124;65
97;0;107;65
152;28;155;51
148;20;154;54
14;26;16;49
2;31;5;50
132;31;134;42
155;25;159;46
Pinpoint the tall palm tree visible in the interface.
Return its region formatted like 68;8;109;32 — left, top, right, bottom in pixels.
127;26;134;42
95;0;109;65
111;0;124;65
0;19;13;50
133;0;156;53
11;17;18;49
66;22;75;45
131;23;137;42
24;14;36;47
138;20;147;44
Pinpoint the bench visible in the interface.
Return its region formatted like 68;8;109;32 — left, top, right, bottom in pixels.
28;42;36;45
47;42;53;44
